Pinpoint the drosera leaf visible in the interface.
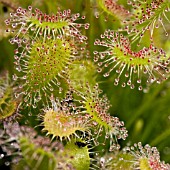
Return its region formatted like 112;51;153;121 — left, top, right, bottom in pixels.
12;36;81;107
94;30;170;91
5;6;89;42
126;0;170;44
41;94;92;141
74;83;128;152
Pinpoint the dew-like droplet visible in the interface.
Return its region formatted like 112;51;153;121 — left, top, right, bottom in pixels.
28;113;32;117
130;84;135;89
127;80;131;86
104;72;109;77
137;79;141;84
12;74;18;81
138;86;143;91
0;154;4;159
97;68;102;73
122;83;126;87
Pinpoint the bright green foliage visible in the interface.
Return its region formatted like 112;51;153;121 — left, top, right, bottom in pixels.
61;139;90;170
68;60;97;91
24;38;71;91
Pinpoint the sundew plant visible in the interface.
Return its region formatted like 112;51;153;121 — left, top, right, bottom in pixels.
0;0;170;169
